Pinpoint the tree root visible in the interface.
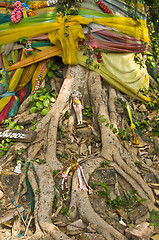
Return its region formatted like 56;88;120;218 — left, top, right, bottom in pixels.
69;157;127;239
5;64;159;240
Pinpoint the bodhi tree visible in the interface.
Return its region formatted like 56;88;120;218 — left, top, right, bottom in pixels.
0;0;159;239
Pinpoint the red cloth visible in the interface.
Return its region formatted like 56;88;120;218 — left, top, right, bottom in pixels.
0;96;15;124
18;87;27;105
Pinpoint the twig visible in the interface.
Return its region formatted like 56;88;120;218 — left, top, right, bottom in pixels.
129;88;140;105
17;207;27;227
24;215;33;236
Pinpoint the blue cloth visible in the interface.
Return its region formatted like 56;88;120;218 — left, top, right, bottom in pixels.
0;91;15;99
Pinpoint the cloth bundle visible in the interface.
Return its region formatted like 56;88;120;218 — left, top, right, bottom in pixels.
0;0;152;122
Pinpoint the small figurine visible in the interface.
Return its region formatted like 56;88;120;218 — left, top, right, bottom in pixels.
72;91;86;128
14;161;22;174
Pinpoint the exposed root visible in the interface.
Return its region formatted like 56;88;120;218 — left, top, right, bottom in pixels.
112;149;155;202
33;163;70;240
2;64;159;240
108;86;118;128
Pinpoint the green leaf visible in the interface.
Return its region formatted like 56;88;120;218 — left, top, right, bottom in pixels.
54;71;63;78
43;99;50;108
2;147;8;152
151;62;156;68
8;121;15;129
113;128;118;134
31;126;36;131
30;95;35;103
46;61;52;69
41;108;50;116
83;49;87;56
32;51;37;58
48;71;54;78
98;191;107;197
45;84;51;91
101;118;106;122
51;63;58;71
32;120;37;125
51;91;57;99
39;95;46;101
29;107;37;114
30;93;38;102
16;125;23;130
36;101;44;110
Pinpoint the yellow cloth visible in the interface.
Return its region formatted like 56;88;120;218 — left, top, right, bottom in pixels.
14;63;37;92
77;52;151;102
0;96;12;112
0;51;25;111
101;52;149;91
31;60;49;91
48;15;91;65
7;47;62;71
0;15;151;65
8;51;25;91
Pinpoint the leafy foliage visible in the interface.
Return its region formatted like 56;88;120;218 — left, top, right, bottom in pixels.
56;0;80;16
83;105;92;118
57;125;65;140
150;209;159;229
98;182;146;209
0;139;13;156
2;119;23;130
144;0;159;63
29;87;57;116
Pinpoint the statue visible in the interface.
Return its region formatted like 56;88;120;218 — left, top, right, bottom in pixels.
72;90;86;128
14;160;22;174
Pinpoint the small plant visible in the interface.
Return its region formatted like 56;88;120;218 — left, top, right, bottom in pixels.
53;170;59;176
53;195;58;211
100;161;109;168
34;189;40;194
117;98;127;109
57;125;65;140
61;152;68;159
98;182;146;209
150;209;159;229
151;114;159;136
140;86;159;110
64;111;70;120
89;182;96;190
37;159;46;164
2;119;23;130
83;105;92;118
135;120;150;130
45;58;63;86
14;148;25;164
0;139;13;156
56;0;80;16
135;161;142;168
29;87;57;116
99;115;131;141
117;128;131;141
30;126;36;131
60;205;70;216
